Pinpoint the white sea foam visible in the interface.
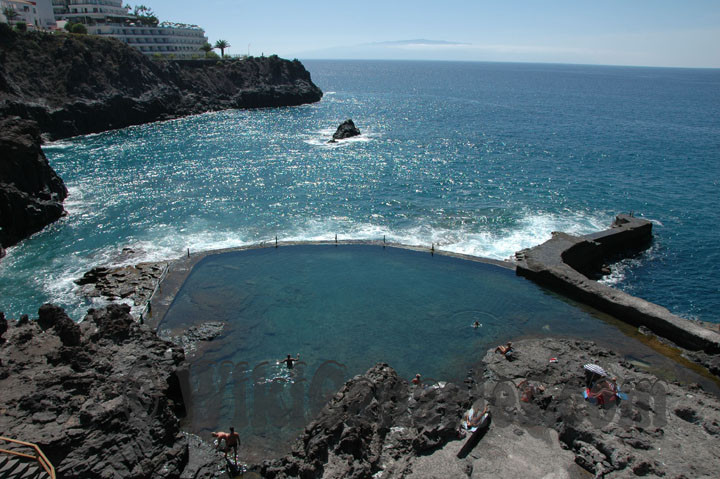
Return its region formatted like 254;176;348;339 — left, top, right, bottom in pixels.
598;243;658;287
42;140;75;150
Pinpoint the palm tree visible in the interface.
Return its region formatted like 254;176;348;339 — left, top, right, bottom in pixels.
3;6;19;22
214;39;230;58
200;42;212;54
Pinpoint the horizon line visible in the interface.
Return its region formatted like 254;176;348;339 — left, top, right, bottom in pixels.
294;57;720;71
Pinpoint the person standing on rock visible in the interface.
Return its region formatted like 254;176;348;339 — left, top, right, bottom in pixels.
278;353;300;369
213;427;240;464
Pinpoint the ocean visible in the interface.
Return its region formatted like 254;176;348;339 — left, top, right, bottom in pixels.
1;60;718;323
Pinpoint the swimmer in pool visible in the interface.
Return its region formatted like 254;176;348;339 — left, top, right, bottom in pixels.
278;354;300;369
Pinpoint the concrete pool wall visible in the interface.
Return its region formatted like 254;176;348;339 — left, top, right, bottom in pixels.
515;214;720;354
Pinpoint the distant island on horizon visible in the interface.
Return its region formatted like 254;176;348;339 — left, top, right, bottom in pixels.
293;38;720;70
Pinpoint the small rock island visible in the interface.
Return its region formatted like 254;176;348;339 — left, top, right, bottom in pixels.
329;119;361;142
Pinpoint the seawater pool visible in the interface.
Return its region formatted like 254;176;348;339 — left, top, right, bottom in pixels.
157;244;634;459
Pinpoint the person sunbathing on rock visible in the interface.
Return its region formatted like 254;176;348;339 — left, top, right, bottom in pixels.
517;379;546;402
495;342;514;360
585;378;620;407
467;404;490;428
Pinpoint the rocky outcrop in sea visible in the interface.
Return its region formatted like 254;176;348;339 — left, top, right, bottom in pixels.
329;119;361;142
0;117;68;255
75;261;168;317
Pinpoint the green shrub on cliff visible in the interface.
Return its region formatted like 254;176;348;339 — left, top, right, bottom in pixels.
15;22;27;32
70;23;88;35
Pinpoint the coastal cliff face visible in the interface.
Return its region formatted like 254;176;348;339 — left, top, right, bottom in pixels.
0;27;323;140
0;117;68;255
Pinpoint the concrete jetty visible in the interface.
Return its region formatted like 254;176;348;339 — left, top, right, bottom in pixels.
515;214;720;354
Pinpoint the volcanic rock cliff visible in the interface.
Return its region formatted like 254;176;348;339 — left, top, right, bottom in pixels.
0;26;323;140
0;304;188;479
0;117;68;255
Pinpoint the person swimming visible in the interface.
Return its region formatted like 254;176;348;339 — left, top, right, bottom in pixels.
278;353;300;369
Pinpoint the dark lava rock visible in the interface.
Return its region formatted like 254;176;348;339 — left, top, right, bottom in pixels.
260;363;471;478
160;321;226;356
75;261;168;314
0;30;323;140
0;304;189;479
330;119;361;142
0;311;7;341
478;338;720;478
0;117;68;250
37;303;81;346
255;339;720;478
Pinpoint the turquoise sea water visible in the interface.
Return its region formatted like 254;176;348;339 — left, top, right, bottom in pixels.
0;61;719;323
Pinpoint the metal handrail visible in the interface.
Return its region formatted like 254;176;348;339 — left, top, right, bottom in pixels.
139;262;170;322
0;436;56;479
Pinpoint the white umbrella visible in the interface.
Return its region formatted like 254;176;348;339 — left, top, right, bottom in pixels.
583;364;607;377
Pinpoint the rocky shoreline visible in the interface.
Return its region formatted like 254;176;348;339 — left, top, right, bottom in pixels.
0;304;189;478
3;305;719;478
74;260;168;318
260;339;720;479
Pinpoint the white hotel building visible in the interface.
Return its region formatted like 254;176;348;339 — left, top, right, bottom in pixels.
1;0;55;28
2;0;208;58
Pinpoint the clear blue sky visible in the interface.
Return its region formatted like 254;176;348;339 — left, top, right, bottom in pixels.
148;0;720;67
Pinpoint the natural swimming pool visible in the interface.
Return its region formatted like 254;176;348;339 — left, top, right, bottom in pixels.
157;244;631;459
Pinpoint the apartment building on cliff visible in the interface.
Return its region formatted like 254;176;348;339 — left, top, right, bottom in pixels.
0;0;208;58
1;0;55;28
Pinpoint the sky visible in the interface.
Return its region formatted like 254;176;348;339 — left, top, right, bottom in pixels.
147;0;720;68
